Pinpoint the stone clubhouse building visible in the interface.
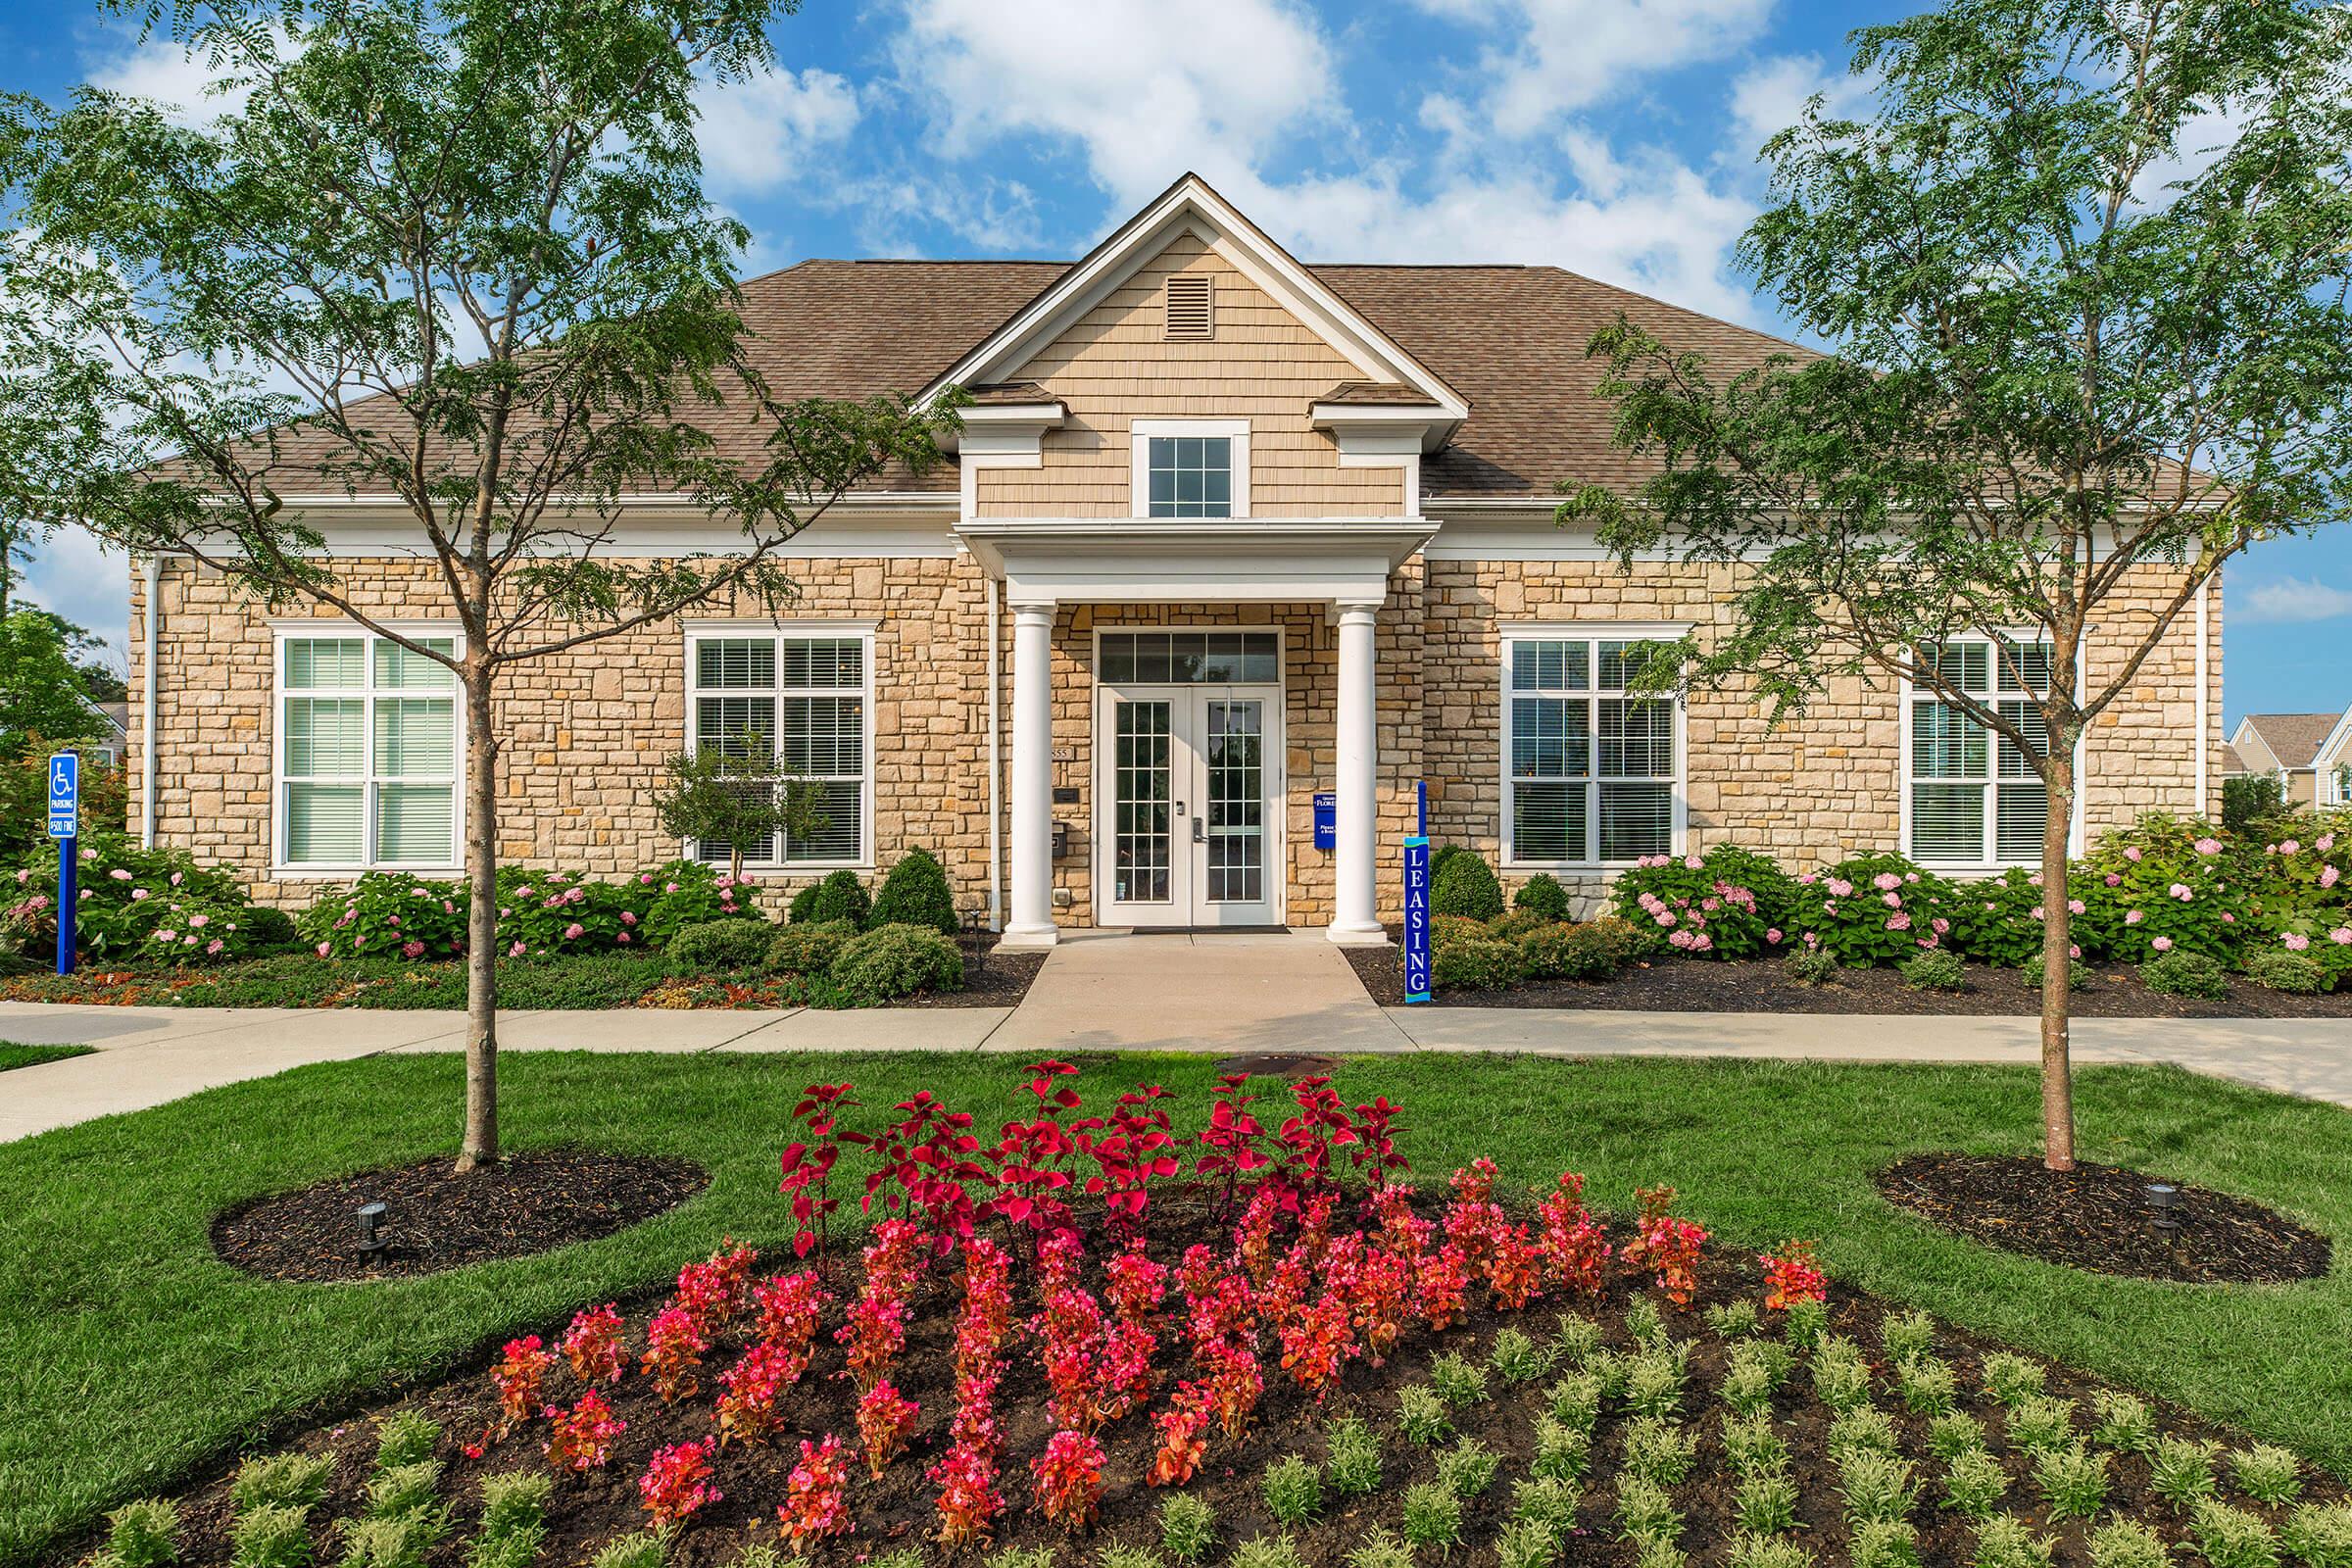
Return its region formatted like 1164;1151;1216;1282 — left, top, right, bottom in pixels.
124;175;2227;944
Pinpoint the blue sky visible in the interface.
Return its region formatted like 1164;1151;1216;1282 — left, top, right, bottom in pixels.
6;0;2345;725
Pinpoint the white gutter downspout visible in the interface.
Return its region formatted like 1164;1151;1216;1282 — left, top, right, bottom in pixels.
140;554;161;848
2194;576;2210;817
986;573;1004;931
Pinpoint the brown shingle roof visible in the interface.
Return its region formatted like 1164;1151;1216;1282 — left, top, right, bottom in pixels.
1316;381;1441;407
2238;712;2344;770
964;380;1062;405
2219;741;2246;775
202;256;1819;500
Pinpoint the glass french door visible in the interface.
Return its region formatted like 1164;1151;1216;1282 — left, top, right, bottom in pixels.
1100;685;1281;927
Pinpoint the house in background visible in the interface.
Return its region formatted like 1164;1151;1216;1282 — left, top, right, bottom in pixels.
122;175;2229;941
2230;710;2352;808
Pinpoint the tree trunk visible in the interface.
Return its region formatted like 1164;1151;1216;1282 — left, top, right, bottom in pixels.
457;661;502;1172
2038;743;2078;1172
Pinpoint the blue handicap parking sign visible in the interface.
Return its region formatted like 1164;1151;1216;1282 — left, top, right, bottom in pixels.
48;753;78;839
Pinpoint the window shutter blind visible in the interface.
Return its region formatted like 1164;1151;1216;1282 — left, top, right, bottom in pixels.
376;785;454;862
1910;783;1984;860
285;784;365;863
1597;783;1673;860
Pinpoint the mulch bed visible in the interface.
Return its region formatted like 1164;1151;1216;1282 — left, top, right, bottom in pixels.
1344;943;2352;1017
90;1194;2343;1568
901;942;1047;1008
213;1152;710;1283
1875;1153;2333;1286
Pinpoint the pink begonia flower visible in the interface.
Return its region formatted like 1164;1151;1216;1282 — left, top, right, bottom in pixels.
108;867;131;881
1828;878;1854;898
2068;899;2086;915
2151;936;2174;952
564;922;585;940
206;939;223;955
2105;872;2123;886
2125;847;2142;861
1874;872;1901;891
2330;928;2352;945
402;940;425;958
509;941;526;957
2282;932;2311;952
1886;912;1912;931
317;942;332;957
2194;838;2221;856
1683;856;1703;870
1883;891;1902;908
2281;840;2301;855
2322;864;2340;890
1765;929;1783;944
2169;883;2193;901
2126;909;2144;925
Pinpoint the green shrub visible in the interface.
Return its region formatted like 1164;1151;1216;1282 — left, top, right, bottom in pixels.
1513;1475;1582;1542
2034;1446;2110;1520
367;1460;442;1519
227;1504;311;1568
466;1472;550;1568
2234;1446;2306;1507
1544;1365;1599;1428
375;1413;440;1471
1620;1419;1697;1487
1881;1309;1934;1362
830;923;962;1004
1726;1538;1815;1568
1930;1413;1989;1460
869;847;959;936
1262;1455;1322;1524
2153;1439;2222;1510
1519;921;1629;981
1849;1520;1922;1568
1613;1477;1683;1550
586;1536;663;1568
1514;873;1573;920
1159;1493;1215;1563
1941;1449;2009;1519
1397;1383;1452;1444
1948;867;2051;968
1552;1312;1604;1367
1325;1416;1381;1495
1736;1469;1799;1535
765;919;855;977
1722;1414;1786;1479
634;859;762;949
663;917;775;975
104;1500;180;1568
301;874;466;962
794;868;870;927
1783;1296;1829;1348
1100;1547;1162;1568
2283;1504;2352;1568
1623;1341;1689;1419
1784;949;1841;987
342;1513;449;1568
1719;1340;1788;1418
2005;1396;2080;1454
1811;1347;1872;1413
1490;1327;1557;1384
1896;1356;1958;1416
1230;1536;1303;1568
1431;912;1490;950
2092;1523;2174;1568
1432;851;1504;920
1899;949;1966;992
1436;1438;1499;1498
1346;1530;1413;1568
1828;1407;1900;1466
1975;1515;2057;1568
1490;908;1553;941
2;835;248;962
2023;952;2093;991
232;1452;336;1516
2092;1392;2156;1455
986;1547;1053;1568
1429;1351;1489;1406
1532;1416;1591;1482
2194;1502;2281;1568
1792;855;1959;967
2246;949;2327;994
1495;1519;1561;1568
2077;816;2248;963
1978;1352;2046;1406
1837;1449;1918;1524
2142;950;2231;998
1402;1483;1464;1553
492;869;641;956
1432;936;1522;990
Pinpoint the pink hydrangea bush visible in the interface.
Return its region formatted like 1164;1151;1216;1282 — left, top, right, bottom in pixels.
2075;814;2249;963
3;837;251;961
1608;845;1797;958
1790;854;1959;965
297;871;465;960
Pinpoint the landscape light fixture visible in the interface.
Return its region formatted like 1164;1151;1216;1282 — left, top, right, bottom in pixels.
356;1200;390;1255
2144;1183;2182;1238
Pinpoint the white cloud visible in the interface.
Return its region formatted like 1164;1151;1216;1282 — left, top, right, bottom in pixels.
21;524;127;659
892;0;1342;208
1727;52;1872;159
84;29;260;127
2236;575;2352;625
693;67;863;198
1415;0;1776;139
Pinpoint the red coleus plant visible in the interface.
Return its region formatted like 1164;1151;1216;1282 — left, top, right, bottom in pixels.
1348;1095;1411;1188
489;1335;553;1435
1760;1239;1829;1309
1031;1428;1107;1533
560;1303;626;1387
1195;1072;1272;1219
857;1380;920;1477
930;1443;1004;1549
1148;1383;1213;1486
639;1439;722;1528
544;1389;625;1473
1077;1083;1183;1224
1276;1076;1359;1195
991;1058;1088;1237
640;1304;708;1403
779;1082;862;1260
715;1340;804;1446
864;1091;991;1249
778;1434;855;1548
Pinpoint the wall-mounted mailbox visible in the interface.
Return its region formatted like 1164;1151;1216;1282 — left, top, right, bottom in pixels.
1312;791;1337;851
1053;820;1071;860
1052;785;1080;805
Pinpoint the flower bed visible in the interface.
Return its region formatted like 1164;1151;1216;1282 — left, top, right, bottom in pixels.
82;1067;2348;1568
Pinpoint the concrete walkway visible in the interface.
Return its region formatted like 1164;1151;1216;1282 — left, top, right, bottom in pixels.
6;931;2351;1141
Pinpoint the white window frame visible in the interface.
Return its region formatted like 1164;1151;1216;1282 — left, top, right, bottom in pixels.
1897;630;2085;870
1498;621;1690;871
681;620;876;871
1131;418;1250;518
270;621;466;876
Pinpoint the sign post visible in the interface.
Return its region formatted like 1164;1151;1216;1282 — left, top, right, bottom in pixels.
47;753;78;976
1401;779;1431;1004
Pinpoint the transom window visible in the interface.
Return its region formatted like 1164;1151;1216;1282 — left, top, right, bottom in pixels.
276;631;459;868
1502;629;1682;865
1100;631;1279;684
1906;635;2054;865
686;629;871;866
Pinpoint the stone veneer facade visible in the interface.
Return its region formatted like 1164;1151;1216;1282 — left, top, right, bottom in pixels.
125;547;2221;924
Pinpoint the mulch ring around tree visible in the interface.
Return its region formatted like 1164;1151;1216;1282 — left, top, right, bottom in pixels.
213;1151;710;1283
1874;1152;2332;1285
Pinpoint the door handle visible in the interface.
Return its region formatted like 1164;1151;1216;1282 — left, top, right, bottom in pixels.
1193;815;1206;844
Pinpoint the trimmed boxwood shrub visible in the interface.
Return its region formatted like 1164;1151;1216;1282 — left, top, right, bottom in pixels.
1898;948;1966;992
300;872;467;960
1432;851;1504;920
1431;936;1523;990
1488;909;1553;941
793;868;871;928
2244;948;2325;994
767;919;856;977
831;922;963;1004
664;917;776;975
1518;921;1629;982
869;847;959;936
2140;949;2230;999
1513;873;1573;921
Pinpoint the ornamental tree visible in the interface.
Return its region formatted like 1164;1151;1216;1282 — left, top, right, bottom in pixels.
1;0;956;1169
1561;0;2352;1169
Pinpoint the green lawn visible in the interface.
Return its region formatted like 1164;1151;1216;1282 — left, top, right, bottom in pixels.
0;1042;92;1072
3;1052;2348;1562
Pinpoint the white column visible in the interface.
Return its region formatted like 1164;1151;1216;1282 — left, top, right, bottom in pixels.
1328;599;1387;944
1003;600;1060;947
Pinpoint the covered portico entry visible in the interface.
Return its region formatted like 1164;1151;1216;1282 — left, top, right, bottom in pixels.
956;518;1431;947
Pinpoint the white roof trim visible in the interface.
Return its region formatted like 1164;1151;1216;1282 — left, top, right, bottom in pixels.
2316;706;2352;768
918;173;1469;425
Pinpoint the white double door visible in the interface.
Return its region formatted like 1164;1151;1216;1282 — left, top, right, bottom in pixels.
1096;684;1283;927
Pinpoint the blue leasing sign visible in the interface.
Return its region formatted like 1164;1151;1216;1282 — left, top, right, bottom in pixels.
1401;834;1432;1003
46;753;77;840
1312;792;1336;851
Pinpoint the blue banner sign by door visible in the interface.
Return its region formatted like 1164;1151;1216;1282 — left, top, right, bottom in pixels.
1311;792;1336;851
1401;834;1432;1003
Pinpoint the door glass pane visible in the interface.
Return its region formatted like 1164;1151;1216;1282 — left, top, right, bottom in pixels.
284;783;364;863
1204;700;1264;905
1112;701;1172;903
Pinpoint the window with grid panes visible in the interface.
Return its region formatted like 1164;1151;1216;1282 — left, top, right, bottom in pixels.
1906;636;2054;864
687;630;869;865
277;633;459;866
1503;632;1680;864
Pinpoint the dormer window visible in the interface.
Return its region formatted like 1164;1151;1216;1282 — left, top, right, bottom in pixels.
1133;419;1250;517
1164;274;1213;339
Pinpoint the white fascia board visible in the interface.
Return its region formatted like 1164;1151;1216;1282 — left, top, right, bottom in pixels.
2315;706;2352;768
1310;404;1461;455
938;403;1068;455
956;516;1435;605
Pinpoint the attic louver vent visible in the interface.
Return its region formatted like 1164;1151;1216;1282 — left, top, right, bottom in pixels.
1164;275;1213;340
